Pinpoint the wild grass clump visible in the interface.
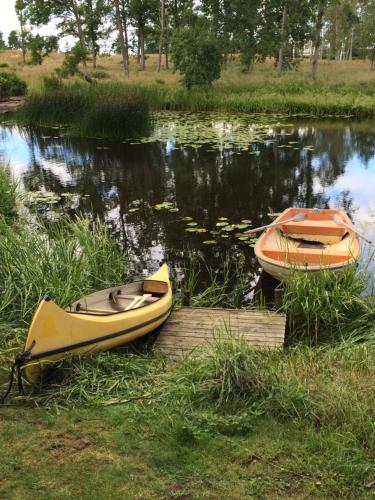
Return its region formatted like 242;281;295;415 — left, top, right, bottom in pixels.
19;83;150;139
283;266;372;345
0;165;17;224
0;215;126;324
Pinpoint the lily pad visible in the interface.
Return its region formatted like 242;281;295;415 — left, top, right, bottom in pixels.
186;222;198;227
216;222;228;227
169;208;179;212
186;228;197;232
181;216;193;221
128;208;139;213
203;240;217;245
196;228;208;233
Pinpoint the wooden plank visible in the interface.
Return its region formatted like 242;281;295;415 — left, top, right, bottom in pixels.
155;306;286;359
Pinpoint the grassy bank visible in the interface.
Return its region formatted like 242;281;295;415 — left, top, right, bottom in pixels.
2;51;375;118
1;165;374;498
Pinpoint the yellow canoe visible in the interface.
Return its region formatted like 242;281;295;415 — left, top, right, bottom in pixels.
255;208;361;281
22;263;172;384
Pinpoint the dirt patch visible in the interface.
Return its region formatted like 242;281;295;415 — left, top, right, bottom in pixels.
0;97;25;114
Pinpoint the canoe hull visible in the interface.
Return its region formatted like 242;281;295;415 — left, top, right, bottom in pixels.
22;264;172;384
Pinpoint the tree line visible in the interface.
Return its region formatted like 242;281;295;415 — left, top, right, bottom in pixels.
1;0;375;85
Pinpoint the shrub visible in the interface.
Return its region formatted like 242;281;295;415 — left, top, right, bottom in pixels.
0;71;27;99
0;63;9;68
42;74;63;91
171;23;224;89
90;70;109;79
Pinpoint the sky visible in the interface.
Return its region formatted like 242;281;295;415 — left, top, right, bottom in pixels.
0;0;19;39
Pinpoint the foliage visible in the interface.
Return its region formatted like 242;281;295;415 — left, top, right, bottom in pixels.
7;30;21;50
171;24;224;89
0;71;27;99
19;83;150;138
0;166;17;224
283;266;369;344
27;34;58;65
0;215;126;324
56;43;87;78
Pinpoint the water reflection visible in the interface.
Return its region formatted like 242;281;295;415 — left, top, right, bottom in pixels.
1;115;374;282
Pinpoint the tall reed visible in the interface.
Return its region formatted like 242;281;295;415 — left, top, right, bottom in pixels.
0;165;17;224
19;83;150;139
0;215;127;324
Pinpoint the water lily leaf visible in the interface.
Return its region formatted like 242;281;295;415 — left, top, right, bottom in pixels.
267;212;282;218
210;230;220;236
218;217;228;221
238;236;249;241
241;219;252;224
223;225;235;231
235;223;250;230
216;222;227;227
203;240;217;245
187;222;198;226
128;208;139;213
169;208;179;212
181;216;193;221
196;228;208;233
186;228;197;232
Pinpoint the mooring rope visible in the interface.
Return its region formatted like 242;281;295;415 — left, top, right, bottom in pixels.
0;340;36;404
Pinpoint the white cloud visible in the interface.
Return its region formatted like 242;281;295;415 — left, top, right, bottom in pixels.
0;0;19;39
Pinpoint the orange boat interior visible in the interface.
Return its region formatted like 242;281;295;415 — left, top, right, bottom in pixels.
258;208;359;267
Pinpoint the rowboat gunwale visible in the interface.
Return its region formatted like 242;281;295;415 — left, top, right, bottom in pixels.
254;208;361;280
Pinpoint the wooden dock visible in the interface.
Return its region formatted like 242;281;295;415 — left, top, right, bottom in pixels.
155;307;286;360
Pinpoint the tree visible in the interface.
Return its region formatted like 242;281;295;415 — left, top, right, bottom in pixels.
15;0;29;64
8;30;22;49
26;0;89;78
114;0;129;75
171;22;223;88
129;0;158;69
83;0;110;68
311;0;327;79
0;32;6;50
359;0;375;67
27;34;58;64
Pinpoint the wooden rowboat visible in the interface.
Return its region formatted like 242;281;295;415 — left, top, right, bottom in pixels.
254;208;361;281
21;264;172;384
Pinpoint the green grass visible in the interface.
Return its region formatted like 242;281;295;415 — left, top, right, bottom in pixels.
17;83;150;139
283;265;374;345
10;78;375;140
0;170;374;497
0;215;126;324
0;165;17;224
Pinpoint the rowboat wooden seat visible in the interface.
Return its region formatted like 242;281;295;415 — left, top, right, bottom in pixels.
281;219;347;238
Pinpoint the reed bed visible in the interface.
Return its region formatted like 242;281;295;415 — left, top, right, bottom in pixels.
18;84;150;139
0;215;126;324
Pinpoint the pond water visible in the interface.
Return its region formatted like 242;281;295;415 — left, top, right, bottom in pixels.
1;112;375;286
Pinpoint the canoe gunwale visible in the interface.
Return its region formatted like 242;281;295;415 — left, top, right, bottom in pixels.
66;279;168;317
26;305;173;362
